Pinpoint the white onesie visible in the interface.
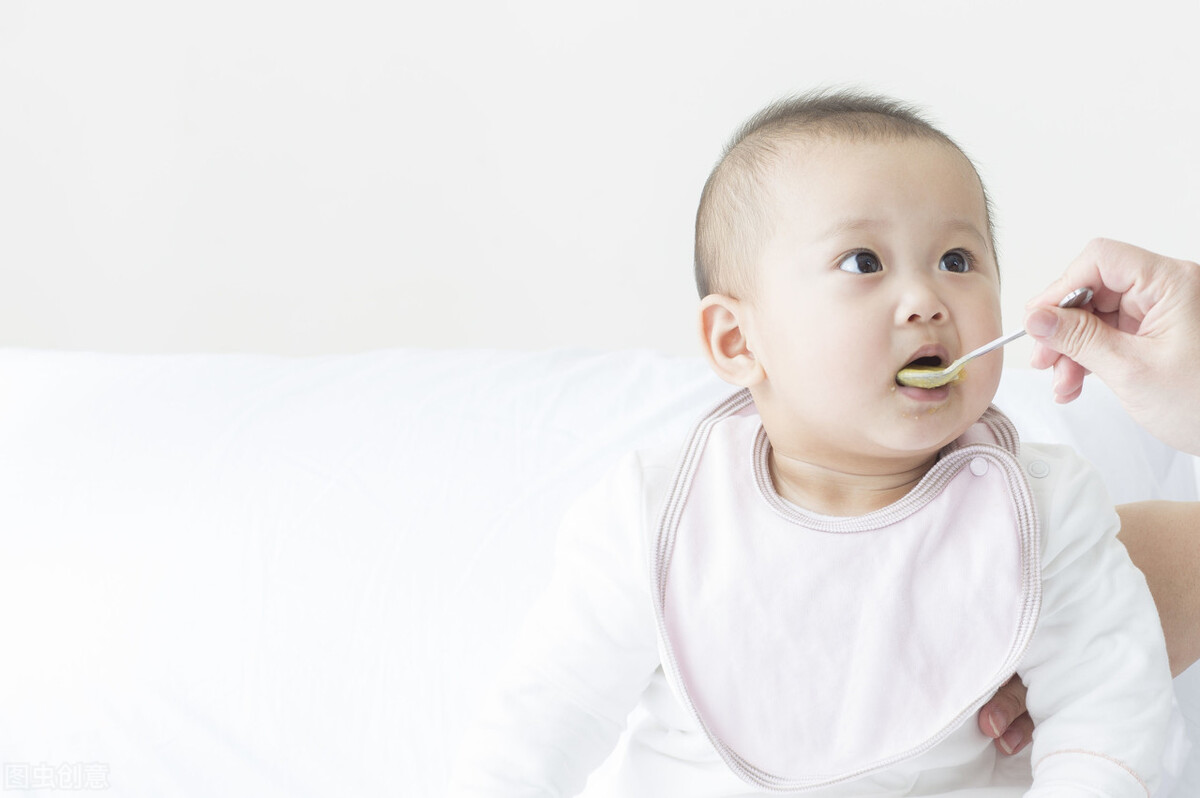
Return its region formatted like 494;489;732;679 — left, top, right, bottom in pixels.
451;390;1174;797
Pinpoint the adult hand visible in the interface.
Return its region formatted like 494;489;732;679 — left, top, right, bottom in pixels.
977;674;1033;756
1025;238;1200;455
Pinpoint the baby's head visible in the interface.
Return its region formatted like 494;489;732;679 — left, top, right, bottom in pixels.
695;90;1005;479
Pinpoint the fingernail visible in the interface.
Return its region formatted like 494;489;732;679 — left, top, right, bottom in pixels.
1000;728;1024;754
1025;309;1058;338
987;711;1008;738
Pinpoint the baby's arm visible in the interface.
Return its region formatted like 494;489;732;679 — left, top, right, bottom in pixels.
448;453;662;797
1017;444;1174;797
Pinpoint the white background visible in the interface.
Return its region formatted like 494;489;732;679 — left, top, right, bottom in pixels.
2;1;1197;364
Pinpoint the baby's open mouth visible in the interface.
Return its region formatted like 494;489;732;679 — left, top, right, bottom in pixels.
895;356;944;387
896;353;963;389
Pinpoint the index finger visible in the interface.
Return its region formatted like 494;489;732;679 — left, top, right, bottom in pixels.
1026;238;1165;322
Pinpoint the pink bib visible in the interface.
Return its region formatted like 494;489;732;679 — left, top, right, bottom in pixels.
652;390;1041;791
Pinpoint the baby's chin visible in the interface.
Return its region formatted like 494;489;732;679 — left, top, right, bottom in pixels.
892;396;995;450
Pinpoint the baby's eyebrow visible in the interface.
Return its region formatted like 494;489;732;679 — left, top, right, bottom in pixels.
818;217;989;248
943;219;990;249
818;218;885;240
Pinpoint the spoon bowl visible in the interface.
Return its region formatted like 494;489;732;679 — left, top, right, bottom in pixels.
895;287;1094;389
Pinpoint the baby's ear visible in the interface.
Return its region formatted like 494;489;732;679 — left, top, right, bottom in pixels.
698;294;765;387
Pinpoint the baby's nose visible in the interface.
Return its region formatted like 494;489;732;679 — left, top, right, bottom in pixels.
905;307;946;323
897;293;948;324
894;275;950;325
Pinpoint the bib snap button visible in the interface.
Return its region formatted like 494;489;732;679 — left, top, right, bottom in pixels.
1028;460;1050;479
970;457;989;476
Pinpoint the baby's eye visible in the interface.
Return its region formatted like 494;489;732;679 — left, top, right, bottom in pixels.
939;250;973;273
838;251;882;274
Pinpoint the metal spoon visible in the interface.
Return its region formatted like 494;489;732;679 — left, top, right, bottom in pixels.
896;287;1094;389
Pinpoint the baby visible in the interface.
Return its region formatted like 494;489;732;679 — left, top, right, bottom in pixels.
450;90;1174;797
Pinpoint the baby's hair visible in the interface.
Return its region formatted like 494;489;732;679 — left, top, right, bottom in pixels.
694;88;996;299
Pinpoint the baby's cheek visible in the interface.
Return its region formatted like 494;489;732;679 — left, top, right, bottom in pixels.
970;360;1005;408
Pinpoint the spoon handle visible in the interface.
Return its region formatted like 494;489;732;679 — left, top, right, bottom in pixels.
958;328;1027;365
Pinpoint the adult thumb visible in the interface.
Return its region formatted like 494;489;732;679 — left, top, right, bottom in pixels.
1024;306;1126;376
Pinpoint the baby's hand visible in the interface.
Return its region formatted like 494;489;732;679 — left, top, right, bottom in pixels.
978;674;1033;755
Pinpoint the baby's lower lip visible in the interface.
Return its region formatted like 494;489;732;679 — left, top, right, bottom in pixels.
897;383;951;402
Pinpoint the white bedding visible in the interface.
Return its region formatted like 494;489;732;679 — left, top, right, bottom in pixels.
0;348;1194;796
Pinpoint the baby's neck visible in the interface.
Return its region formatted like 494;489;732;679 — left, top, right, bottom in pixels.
768;450;937;517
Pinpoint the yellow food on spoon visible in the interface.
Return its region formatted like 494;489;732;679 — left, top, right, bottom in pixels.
895;365;963;389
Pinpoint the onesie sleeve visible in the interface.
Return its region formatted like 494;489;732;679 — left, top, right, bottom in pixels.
448;451;663;797
1016;444;1174;798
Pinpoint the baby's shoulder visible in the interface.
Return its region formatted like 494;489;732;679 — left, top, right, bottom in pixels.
1015;440;1111;500
1014;440;1120;567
